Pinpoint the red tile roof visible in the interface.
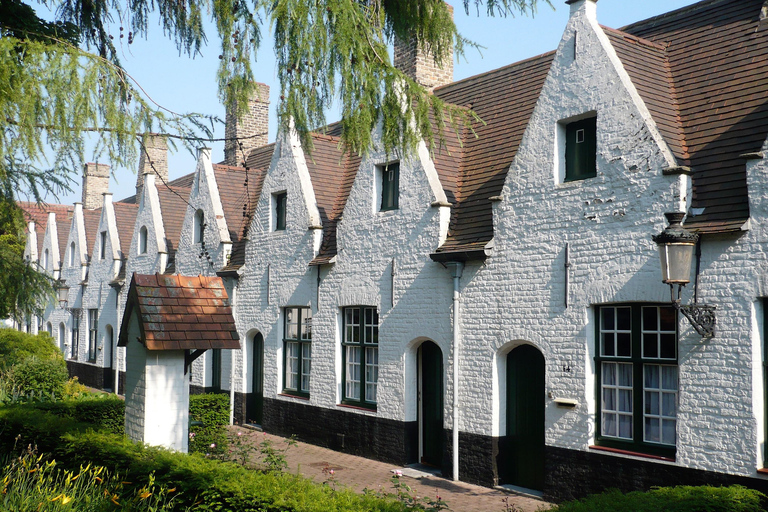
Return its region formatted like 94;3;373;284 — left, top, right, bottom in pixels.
17;202;74;262
82;208;102;261
217;143;275;272
113;202;139;259
118;273;240;351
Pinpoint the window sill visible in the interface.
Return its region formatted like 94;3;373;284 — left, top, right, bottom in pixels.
338;402;377;413
278;392;309;401
589;445;675;462
757;468;768;475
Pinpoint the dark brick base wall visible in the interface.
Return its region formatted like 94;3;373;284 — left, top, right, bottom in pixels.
66;361;121;392
545;446;768;503
233;392;247;424
263;397;417;465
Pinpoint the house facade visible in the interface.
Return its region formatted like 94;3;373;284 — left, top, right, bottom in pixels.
18;0;768;501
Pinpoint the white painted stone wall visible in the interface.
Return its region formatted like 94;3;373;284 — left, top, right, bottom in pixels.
57;204;90;361
80;194;123;383
234;124;455;429
123;310;190;452
176;150;233;391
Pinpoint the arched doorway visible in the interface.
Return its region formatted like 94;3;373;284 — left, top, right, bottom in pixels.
104;325;114;390
501;344;545;491
247;332;264;425
418;341;443;469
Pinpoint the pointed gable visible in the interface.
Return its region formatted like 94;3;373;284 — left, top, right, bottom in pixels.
622;0;768;231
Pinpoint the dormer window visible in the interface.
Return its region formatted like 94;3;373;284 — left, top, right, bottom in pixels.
69;242;76;267
380;163;400;211
273;192;287;231
99;231;107;260
139;226;148;255
564;116;597;182
193;209;205;244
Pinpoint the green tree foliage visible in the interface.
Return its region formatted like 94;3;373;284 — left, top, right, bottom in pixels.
0;0;549;316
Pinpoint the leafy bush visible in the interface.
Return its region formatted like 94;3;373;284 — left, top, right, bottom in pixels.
6;356;68;399
189;393;230;455
0;328;62;371
61;376;90;399
551;485;767;512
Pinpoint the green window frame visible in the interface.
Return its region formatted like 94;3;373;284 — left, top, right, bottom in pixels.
596;304;678;458
565;116;597;182
342;306;379;408
274;192;287;231
380;163;399;211
283;307;311;397
87;308;98;363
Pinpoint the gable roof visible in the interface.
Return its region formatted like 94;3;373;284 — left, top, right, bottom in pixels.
217;143;275;273
432;52;555;254
155;184;192;273
620;0;768;232
118;273;240;350
18;202;74;262
82;208;102;262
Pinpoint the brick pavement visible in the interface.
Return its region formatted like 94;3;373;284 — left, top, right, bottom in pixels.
230;427;552;512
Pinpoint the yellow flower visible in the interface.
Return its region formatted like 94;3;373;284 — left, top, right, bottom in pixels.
139;490;152;500
61;495;72;505
111;494;120;505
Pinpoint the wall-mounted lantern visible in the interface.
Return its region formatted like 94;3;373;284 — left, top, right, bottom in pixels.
653;212;716;338
56;281;69;309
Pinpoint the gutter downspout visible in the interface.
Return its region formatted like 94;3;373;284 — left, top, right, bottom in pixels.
229;281;237;426
446;261;464;482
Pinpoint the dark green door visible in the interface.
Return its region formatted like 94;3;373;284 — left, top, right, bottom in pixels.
420;341;443;468
504;344;545;490
247;333;264;425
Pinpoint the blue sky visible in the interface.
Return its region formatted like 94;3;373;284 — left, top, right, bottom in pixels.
50;0;699;204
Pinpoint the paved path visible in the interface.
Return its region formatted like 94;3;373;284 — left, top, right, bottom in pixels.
229;427;552;512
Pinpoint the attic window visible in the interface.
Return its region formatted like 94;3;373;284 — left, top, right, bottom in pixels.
100;231;107;260
379;163;400;211
69;242;76;267
139;226;148;255
563;116;597;182
273;192;287;231
193;209;205;244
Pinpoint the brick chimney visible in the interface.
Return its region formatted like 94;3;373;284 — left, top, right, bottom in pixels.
224;83;270;167
393;4;454;92
82;163;110;209
136;134;168;196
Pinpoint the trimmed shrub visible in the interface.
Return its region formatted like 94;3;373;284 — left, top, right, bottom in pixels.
6;356;68;399
189;393;229;455
0;328;62;371
551;485;767;512
35;395;125;435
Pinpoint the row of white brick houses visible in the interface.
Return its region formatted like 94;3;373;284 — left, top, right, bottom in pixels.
19;0;768;501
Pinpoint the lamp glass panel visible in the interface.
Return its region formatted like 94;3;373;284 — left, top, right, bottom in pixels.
659;243;695;284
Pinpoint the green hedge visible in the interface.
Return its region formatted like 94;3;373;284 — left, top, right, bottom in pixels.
6;356;69;399
0;328;62;371
35;395;125;435
57;430;409;512
189;393;229;455
551;486;767;512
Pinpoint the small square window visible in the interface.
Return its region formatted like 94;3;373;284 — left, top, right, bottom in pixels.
274;192;287;231
380;163;399;211
565;117;597;182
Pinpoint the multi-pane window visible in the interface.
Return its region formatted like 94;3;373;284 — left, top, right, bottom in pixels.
274;192;287;231
283;307;311;396
596;304;677;457
380;163;400;211
71;312;80;360
342;306;379;408
564;116;597;182
88;309;98;363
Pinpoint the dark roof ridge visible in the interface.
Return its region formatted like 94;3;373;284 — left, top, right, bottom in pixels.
620;0;728;33
434;50;556;96
601;25;669;51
